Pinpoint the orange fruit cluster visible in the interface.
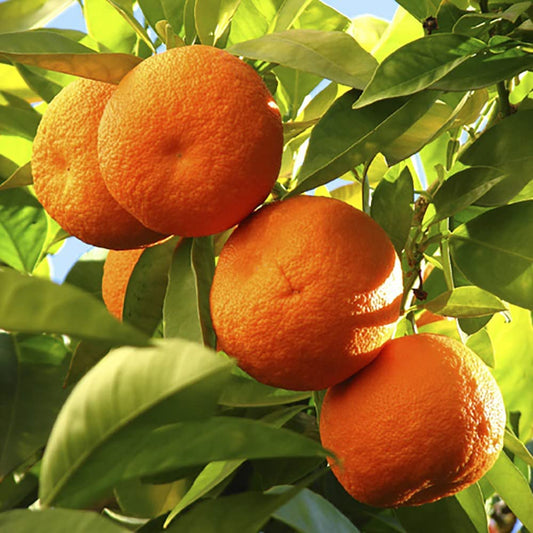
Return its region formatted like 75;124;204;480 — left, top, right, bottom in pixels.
32;45;283;248
209;195;506;508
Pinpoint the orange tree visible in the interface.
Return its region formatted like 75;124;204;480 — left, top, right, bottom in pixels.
0;1;532;531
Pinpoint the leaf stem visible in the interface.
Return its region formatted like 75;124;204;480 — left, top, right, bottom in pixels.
479;0;489;13
440;232;454;291
497;81;512;117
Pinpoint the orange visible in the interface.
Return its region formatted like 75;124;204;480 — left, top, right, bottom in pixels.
210;195;403;391
102;248;144;320
416;310;451;327
320;333;506;507
98;45;283;237
32;78;166;250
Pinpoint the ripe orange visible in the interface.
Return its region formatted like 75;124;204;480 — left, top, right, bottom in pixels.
210;195;403;391
31;78;166;250
98;45;283;237
102;248;144;320
320;333;506;507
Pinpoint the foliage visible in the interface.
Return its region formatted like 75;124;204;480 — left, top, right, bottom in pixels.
0;0;532;531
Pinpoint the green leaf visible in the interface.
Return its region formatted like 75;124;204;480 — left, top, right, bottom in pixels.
84;0;137;54
431;167;507;223
0;509;129;533
422;286;508;317
195;0;242;46
291;90;438;195
63;340;110;387
0;0;74;33
0;267;150;346
371;166;414;255
395;0;440;21
163;239;203;343
272;487;360;533
0;471;38;512
449;201;533;310
395;496;478;533
485;452;533;531
219;372;311;407
164;406;306;526
191;237;216;349
123;237;178;336
39;339;233;508
0;334;69;477
165;473;324;533
269;0;313;33
0;103;40;140
0;187;48;273
228;29;378;89
454;484;488;533
64;249;106;301
434;46;533;91
466;328;495;367
354;34;486;109
0;30;141;84
14;63;69;103
504;430;533;467
460;110;533;205
488;305;533;438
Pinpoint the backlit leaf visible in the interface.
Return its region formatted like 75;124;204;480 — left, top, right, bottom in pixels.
0;0;74;33
195;0;242;46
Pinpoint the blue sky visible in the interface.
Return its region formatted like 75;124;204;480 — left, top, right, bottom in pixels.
46;0;399;282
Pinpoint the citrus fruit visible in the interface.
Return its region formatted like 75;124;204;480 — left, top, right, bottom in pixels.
98;45;283;237
319;333;506;507
32;78;166;250
102;248;144;320
210;195;403;391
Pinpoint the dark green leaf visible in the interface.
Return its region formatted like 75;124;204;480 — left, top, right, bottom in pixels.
354;34;486;109
0;267;150;346
0;334;69;477
0;161;33;191
431;167;507;223
449;201;533;309
0;30;141;83
164;406;307;526
504;430;533;467
219;372;311;407
485;452;533;531
15;62;67;103
0;471;38;511
123;237;178;336
64;251;105;301
371;166;414;255
0;154;17;182
0;187;48;272
0;509;129;533
291;90;438;195
191;237;216;349
454;483;489;533
228;29;378;89
63;340;110;386
139;0;168;34
0;102;40;140
395;496;478;533
163;239;203;343
39;339;233;508
460;110;533;205
433;46;533;93
422;286;508;317
272;487;360;533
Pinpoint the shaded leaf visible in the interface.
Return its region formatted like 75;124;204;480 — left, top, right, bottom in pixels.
354;34;486;109
395;496;478;533
0;334;69;477
0;509;128;533
485;452;533;531
40;339;233;508
228;29;377;89
431;167;506;223
0;30;141;84
466;328;495;367
449;202;533;310
371;166;413;255
272;487;360;533
0;268;150;346
63;340;110;387
219;372;311;407
422;286;508;317
460;110;533;205
123;237;178;336
395;0;440;21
